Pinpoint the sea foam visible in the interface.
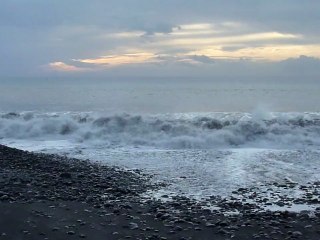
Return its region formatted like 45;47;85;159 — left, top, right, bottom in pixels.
1;111;320;150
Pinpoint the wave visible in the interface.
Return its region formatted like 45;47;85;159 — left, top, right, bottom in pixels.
1;111;320;149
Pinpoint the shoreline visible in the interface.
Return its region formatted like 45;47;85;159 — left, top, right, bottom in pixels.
0;144;320;239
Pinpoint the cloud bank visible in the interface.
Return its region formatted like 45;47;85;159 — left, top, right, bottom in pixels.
0;0;319;79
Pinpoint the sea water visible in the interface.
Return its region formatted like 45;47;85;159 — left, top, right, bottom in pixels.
0;78;320;199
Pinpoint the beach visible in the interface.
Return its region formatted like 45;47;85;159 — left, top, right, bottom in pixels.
2;1;320;239
1;144;320;240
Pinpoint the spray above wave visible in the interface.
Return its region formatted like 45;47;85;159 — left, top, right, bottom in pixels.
1;112;320;149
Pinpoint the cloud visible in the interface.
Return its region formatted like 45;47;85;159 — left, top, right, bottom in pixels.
0;1;319;78
155;31;300;48
47;62;88;72
221;45;246;52
188;43;320;61
48;23;307;70
142;23;176;36
281;55;320;65
277;55;320;75
189;55;215;64
73;52;160;67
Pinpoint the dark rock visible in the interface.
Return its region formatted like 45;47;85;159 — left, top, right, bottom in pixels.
59;172;72;178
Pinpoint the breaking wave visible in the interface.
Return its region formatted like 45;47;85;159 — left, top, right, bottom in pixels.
1;111;320;149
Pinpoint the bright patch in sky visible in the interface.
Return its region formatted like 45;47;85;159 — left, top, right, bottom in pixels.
73;52;158;66
48;22;318;71
48;62;87;72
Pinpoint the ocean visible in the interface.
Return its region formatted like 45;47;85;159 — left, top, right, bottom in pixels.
1;77;320;199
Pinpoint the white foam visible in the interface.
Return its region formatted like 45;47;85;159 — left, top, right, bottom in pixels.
1;111;320;150
1;111;320;200
264;204;317;213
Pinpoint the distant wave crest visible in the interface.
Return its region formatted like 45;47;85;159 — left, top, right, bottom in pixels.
1;111;320;149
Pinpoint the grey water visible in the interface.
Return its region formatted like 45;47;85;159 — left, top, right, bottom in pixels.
1;77;320;199
1;77;320;113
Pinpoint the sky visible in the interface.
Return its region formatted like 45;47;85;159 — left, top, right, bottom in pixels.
1;0;320;79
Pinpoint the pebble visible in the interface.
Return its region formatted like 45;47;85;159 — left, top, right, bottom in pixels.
1;145;320;240
292;231;303;237
129;222;139;230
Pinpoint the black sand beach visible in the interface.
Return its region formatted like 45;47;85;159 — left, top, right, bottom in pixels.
0;144;320;240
